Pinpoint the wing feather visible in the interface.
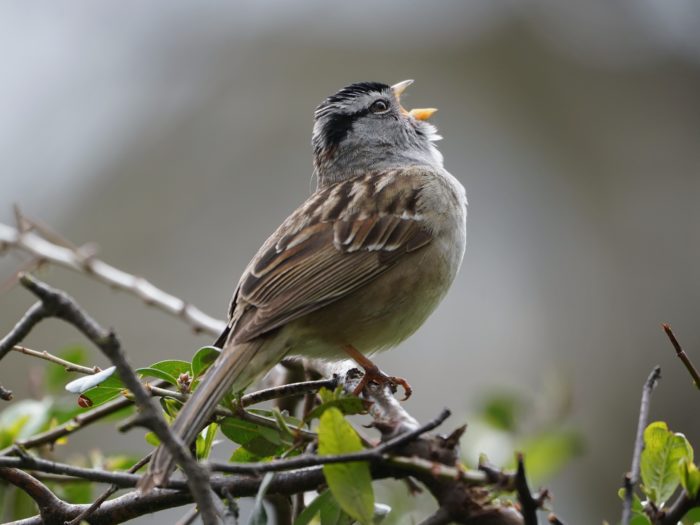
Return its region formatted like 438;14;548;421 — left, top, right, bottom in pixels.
228;169;433;344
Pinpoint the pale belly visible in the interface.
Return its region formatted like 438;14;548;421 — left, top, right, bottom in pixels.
288;219;466;359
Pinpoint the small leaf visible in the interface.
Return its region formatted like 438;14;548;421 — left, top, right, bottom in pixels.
144;432;160;446
680;459;700;498
318;407;374;525
641;421;694;505
136;360;191;385
220;417;260;445
519;430;584;484
682;507;700;523
630;515;652;525
55;481;92;504
160;397;183;419
480;393;522;432
196;423;218;460
191;346;220;378
220;417;285;457
65;366;117;393
79;375;126;407
294;490;356;525
0;399;53;447
617;487;646;515
306;397;366;422
229;447;265;463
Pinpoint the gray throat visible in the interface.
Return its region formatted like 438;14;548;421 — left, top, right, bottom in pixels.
314;147;443;188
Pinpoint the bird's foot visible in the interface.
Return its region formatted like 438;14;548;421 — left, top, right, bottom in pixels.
352;364;412;401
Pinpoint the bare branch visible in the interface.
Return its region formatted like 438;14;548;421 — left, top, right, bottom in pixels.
621;366;662;525
0;302;50;399
208;408;451;475
662;323;700;390
0;221;226;336
0;467;72;523
12;344;100;375
0;394;133;455
658;490;700;524
64;453;152;525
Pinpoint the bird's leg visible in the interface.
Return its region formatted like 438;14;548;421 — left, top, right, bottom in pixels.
341;345;412;400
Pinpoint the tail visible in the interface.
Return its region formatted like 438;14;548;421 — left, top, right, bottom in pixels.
139;339;265;491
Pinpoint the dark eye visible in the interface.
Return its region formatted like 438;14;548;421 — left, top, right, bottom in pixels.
369;99;390;114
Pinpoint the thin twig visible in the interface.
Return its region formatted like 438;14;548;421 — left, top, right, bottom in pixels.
0;221;226;336
124;386;318;441
621;366;662;525
65;453;152;525
209;408;450;475
0;455;143;487
0;392;135;456
12;344;100;375
662;324;700;390
659;490;700;524
240;377;338;406
0;301;50;399
15;273;221;525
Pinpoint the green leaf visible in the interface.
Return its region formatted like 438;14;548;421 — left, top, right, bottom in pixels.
306;398;366;422
519;430;584;484
229;446;265;463
480;393;522;432
617;488;646;515
55;480;92;504
641;421;694;505
80;375;125;407
680;459;700;498
191;346;220;378
220;417;285;457
682;507;700;523
145;432;160;446
0;399;53;447
196;423;218;460
318;407;374;525
137;360;191;385
293;490;357;525
630;516;652;525
160;397;183;419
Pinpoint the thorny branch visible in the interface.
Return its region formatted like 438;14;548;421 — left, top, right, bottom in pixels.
0;272;553;524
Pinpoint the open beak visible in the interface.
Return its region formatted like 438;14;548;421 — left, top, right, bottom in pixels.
391;79;437;121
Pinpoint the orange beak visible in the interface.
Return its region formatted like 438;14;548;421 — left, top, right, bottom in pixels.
391;80;437;121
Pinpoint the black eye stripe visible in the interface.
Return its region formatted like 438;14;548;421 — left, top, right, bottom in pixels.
318;107;372;150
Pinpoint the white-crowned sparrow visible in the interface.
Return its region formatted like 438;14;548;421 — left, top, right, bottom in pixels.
144;80;467;488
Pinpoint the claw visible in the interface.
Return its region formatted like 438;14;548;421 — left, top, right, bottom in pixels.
351;366;412;401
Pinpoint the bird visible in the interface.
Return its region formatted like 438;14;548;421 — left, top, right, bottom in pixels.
142;79;468;489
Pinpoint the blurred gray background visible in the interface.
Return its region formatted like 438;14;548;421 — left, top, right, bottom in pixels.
1;1;699;522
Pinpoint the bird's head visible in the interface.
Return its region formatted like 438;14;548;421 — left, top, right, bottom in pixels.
312;80;443;186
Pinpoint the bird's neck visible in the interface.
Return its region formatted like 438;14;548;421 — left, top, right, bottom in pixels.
314;147;443;188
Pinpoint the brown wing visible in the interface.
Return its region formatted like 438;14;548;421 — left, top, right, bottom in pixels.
226;168;433;344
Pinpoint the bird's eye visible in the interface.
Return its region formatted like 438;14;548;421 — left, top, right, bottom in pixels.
369;99;390;114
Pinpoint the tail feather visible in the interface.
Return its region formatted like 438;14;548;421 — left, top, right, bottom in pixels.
139;339;264;491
